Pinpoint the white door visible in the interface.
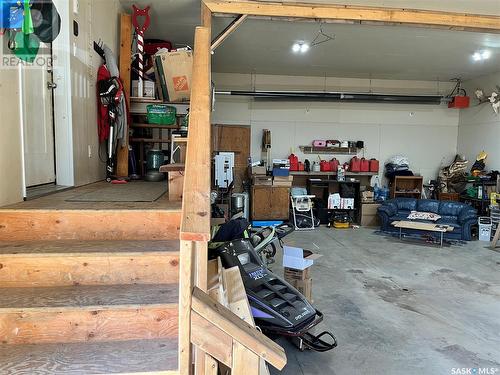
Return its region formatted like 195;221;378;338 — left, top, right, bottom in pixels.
22;44;56;187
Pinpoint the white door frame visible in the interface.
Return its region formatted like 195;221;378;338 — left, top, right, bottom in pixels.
51;0;74;187
19;0;75;194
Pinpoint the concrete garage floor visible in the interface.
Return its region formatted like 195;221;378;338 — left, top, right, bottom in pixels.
269;227;500;375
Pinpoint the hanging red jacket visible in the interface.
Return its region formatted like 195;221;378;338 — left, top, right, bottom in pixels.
97;63;111;143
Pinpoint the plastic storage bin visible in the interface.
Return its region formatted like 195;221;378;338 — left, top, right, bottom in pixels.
478;217;492;241
147;104;177;125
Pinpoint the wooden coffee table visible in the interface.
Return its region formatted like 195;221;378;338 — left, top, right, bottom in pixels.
392;220;454;247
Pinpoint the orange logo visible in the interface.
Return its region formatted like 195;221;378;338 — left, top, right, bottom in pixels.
173;76;189;92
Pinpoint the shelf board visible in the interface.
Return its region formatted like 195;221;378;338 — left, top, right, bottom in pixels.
130;97;190;105
395;191;421;195
172;137;188;143
131;123;179;129
299;146;361;155
129;138;171;143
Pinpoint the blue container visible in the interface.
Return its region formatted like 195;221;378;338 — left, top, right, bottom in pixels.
252;220;284;227
273;167;290;177
1;0;23;29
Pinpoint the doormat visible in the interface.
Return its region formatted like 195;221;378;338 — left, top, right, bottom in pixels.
66;181;167;202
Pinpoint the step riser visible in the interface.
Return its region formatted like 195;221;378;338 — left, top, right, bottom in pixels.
0;306;178;345
0;210;181;241
0;254;179;287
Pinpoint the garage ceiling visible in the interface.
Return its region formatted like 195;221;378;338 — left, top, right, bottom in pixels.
119;0;500;81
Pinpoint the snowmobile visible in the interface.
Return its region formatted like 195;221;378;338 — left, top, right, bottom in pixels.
210;237;337;352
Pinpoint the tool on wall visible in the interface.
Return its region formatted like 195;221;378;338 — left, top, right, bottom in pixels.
262;129;272;172
132;4;151;98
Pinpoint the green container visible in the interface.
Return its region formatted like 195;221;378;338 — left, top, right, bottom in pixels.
147;104;177;125
146;150;165;171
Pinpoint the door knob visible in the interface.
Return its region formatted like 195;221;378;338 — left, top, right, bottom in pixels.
47;82;58;90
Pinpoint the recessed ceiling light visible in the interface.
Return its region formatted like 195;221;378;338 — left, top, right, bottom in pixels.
292;42;309;54
473;52;482;61
472;50;491;62
481;50;491;59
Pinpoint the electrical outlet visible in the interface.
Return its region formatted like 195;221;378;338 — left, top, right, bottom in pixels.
88;145;92;158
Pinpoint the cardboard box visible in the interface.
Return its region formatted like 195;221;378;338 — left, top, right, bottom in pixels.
293;278;313;302
253;176;273;186
251;166;267;175
283;246;322;271
132;80;155;98
285;277;313;302
273;175;293;187
341;198;355;209
158;49;193;102
361;203;381;227
284;267;310;281
361;191;374;202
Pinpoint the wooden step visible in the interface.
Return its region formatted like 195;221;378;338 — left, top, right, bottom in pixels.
0;240;179;287
0;338;178;374
0;209;181;240
0;284;178;344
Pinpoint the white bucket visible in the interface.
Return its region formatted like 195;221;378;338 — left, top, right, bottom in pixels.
478;217;493;241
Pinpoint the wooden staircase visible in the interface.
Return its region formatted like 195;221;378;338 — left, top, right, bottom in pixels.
0;211;182;374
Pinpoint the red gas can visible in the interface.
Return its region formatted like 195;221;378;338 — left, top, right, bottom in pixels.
350;156;361;172
320;160;331;172
369;158;380;172
289;153;299;171
298;162;305;171
360;158;370;172
329;158;339;172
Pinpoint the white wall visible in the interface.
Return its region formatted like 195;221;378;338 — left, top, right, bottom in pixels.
458;72;500;171
212;73;459;183
70;0;123;186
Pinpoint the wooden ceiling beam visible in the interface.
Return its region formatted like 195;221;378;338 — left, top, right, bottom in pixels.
203;0;500;33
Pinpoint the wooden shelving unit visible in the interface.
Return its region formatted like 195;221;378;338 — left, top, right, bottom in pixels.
390;176;423;199
299;145;361;155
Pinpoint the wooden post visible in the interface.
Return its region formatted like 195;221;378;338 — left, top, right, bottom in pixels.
117;13;132;178
179;240;195;375
179;24;212;375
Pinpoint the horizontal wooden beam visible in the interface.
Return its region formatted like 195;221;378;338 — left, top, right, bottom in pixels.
191;287;287;370
203;0;500;33
211;14;248;51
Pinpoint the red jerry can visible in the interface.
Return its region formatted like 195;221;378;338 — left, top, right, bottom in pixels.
320;160;331;172
350;156;361;172
289;153;299;171
369;158;380;172
360;158;370;172
298;162;305;171
329;158;339;172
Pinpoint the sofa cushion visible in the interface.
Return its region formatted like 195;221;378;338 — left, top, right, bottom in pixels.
395;198;417;212
438;215;459;224
417;199;440;214
439;201;467;217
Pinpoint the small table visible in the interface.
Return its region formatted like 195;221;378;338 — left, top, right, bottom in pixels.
159;164;185;201
391;220;454;247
